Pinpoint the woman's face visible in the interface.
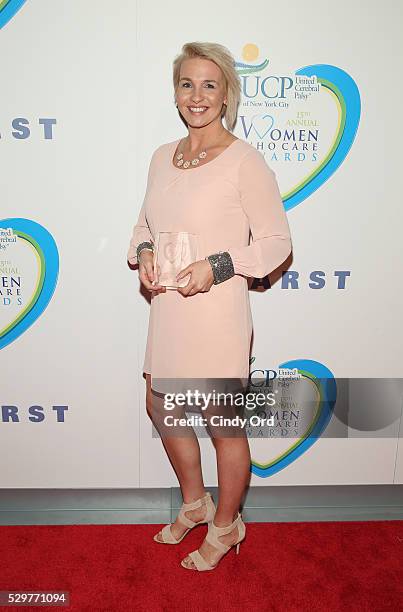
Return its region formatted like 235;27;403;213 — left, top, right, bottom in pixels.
175;58;227;129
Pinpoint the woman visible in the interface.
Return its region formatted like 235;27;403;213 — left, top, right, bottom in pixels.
127;42;292;571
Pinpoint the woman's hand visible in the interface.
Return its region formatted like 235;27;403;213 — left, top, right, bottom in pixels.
176;259;214;297
138;250;166;295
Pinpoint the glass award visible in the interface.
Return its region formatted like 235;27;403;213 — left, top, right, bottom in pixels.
153;231;199;289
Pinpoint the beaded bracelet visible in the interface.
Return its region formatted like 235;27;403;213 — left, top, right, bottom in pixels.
136;241;154;264
205;251;235;284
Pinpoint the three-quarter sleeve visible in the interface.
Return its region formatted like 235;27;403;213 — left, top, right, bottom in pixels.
227;149;292;278
126;151;156;265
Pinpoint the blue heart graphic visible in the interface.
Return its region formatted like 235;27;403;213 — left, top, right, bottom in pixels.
0;0;27;29
252;113;274;139
0;218;59;349
283;64;361;211
251;359;336;477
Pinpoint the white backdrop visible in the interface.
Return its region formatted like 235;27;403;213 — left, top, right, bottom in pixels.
1;0;402;488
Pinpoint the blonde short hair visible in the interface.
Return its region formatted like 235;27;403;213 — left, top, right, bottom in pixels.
173;42;241;132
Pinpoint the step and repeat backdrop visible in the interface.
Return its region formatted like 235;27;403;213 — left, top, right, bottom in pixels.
1;0;402;487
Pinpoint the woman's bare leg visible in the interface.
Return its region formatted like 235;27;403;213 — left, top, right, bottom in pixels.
145;374;209;539
182;394;251;568
213;436;251;525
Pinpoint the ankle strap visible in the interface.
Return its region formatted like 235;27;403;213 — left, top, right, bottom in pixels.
209;512;242;536
181;492;212;511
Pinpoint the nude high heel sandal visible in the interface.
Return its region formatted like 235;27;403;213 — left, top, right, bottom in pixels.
181;512;246;571
153;492;216;544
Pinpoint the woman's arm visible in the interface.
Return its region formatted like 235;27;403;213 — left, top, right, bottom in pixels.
226;148;292;279
127;202;153;265
127;151;156;265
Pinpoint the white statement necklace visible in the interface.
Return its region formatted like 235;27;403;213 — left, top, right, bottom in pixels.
175;146;207;169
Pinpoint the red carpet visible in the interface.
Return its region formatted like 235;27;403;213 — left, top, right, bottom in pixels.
0;521;402;611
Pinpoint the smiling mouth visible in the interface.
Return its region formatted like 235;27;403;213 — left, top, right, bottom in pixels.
187;106;209;114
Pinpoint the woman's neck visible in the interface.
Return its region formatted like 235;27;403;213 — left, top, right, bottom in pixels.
185;125;230;152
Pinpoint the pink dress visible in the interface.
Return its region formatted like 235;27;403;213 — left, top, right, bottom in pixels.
127;138;292;392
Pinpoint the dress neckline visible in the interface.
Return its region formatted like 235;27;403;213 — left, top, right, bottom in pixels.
170;137;242;172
